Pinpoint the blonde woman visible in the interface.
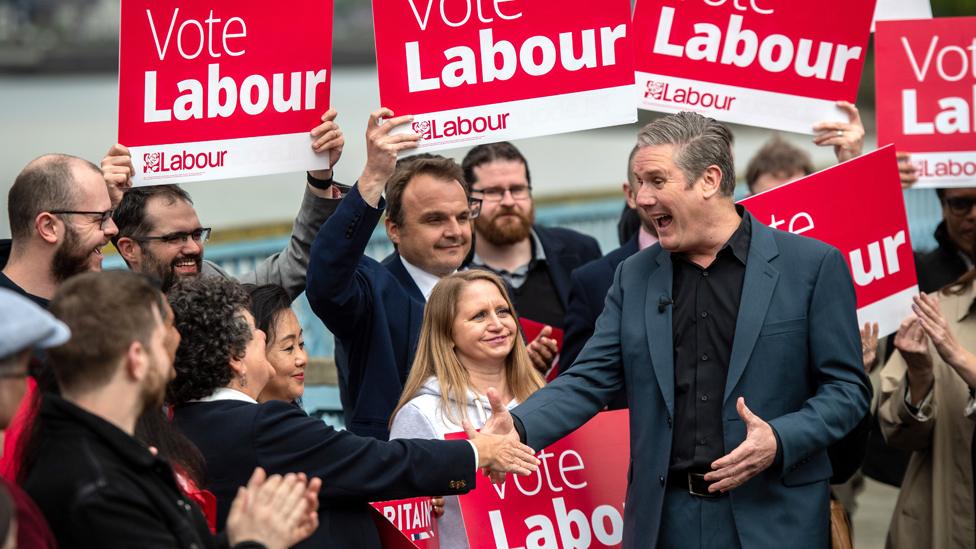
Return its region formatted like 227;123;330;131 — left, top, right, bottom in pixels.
390;270;545;548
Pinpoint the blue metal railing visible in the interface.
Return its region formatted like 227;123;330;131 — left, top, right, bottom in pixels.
103;190;943;420
105;189;944;360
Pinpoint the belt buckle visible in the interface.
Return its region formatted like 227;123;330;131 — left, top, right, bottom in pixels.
687;472;720;498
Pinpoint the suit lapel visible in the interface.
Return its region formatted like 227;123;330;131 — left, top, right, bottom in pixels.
724;218;780;404
383;253;426;303
645;250;675;414
536;227;573;308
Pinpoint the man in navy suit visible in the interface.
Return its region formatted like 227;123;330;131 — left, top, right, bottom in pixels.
307;108;475;439
487;112;872;548
460;142;602;372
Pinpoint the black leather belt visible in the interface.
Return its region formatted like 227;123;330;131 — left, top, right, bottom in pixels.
666;471;725;498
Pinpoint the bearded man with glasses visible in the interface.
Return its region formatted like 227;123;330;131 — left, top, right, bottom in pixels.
106;108;346;296
916;188;976;294
1;154;118;308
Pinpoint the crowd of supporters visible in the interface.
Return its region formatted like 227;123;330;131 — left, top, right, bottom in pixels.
0;102;973;549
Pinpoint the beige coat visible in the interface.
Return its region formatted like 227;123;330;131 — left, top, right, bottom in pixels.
879;285;976;549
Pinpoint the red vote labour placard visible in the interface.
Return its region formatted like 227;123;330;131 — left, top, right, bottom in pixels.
372;0;636;153
740;145;917;337
632;0;876;134
447;410;629;549
875;17;976;188
118;0;333;185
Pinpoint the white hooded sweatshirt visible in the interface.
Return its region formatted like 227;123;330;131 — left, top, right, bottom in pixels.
389;376;519;549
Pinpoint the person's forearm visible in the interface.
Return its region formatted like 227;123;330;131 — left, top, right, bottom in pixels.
357;169;386;208
946;348;976;389
906;369;934;406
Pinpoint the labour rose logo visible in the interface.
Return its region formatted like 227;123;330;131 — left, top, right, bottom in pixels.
645;80;666;100
144;152;162;173
412;120;432;140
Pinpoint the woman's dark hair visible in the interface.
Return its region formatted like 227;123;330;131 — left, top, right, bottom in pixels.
135;407;208;487
167;277;252;405
244;284;292;346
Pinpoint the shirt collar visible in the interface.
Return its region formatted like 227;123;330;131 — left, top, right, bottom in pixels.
719;206;752;265
400;256;449;301
192;387;258;404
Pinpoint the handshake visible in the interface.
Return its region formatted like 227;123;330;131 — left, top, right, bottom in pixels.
463;388;540;483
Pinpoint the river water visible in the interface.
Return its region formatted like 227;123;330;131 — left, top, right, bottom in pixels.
0;67;850;238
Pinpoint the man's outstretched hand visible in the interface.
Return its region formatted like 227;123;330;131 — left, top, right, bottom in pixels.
704;397;777;493
464;388;537;483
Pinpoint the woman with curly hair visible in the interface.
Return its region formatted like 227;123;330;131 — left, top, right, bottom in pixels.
244;284;308;405
389;270;545;548
167;275;541;549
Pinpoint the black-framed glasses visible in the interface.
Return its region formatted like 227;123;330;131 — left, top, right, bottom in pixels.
468;197;482;219
49;209;115;230
133;227;212;245
470;184;532;202
945;197;976;216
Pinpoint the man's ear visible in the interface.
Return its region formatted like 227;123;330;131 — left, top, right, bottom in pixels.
116;237;142;266
385;217;400;247
34;213;61;245
623;182;638;210
126;341;149;382
699;165;724;199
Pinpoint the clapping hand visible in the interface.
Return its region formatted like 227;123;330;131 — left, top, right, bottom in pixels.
912;292;976;387
226;467;320;549
527;326;558;374
860;322;880;373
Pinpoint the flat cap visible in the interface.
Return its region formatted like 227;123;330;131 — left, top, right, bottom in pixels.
0;288;70;360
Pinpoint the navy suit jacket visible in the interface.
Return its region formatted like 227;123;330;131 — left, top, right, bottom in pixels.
530;225;602;311
512;212;872;549
307;186;426;440
561;236;639;371
173;400;474;549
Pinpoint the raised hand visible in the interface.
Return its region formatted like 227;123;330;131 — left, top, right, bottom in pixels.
308;108;345;181
527;326;558;374
896;152;918;188
860;321;880;373
812;101;865;163
100;143;134;208
704;397;777;493
359;107;421;207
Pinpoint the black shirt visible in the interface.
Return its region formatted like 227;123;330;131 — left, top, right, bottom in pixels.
670;211;751;472
22;395;255;548
0;272;48;309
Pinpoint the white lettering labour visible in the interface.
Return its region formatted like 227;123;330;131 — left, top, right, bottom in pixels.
652;6;862;82
900;36;976;136
403;0;625;92
143;8;328;122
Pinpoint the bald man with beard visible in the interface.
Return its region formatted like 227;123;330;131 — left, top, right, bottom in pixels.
2;154;118;308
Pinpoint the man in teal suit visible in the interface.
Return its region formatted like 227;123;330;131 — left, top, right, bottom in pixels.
490;112;871;548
